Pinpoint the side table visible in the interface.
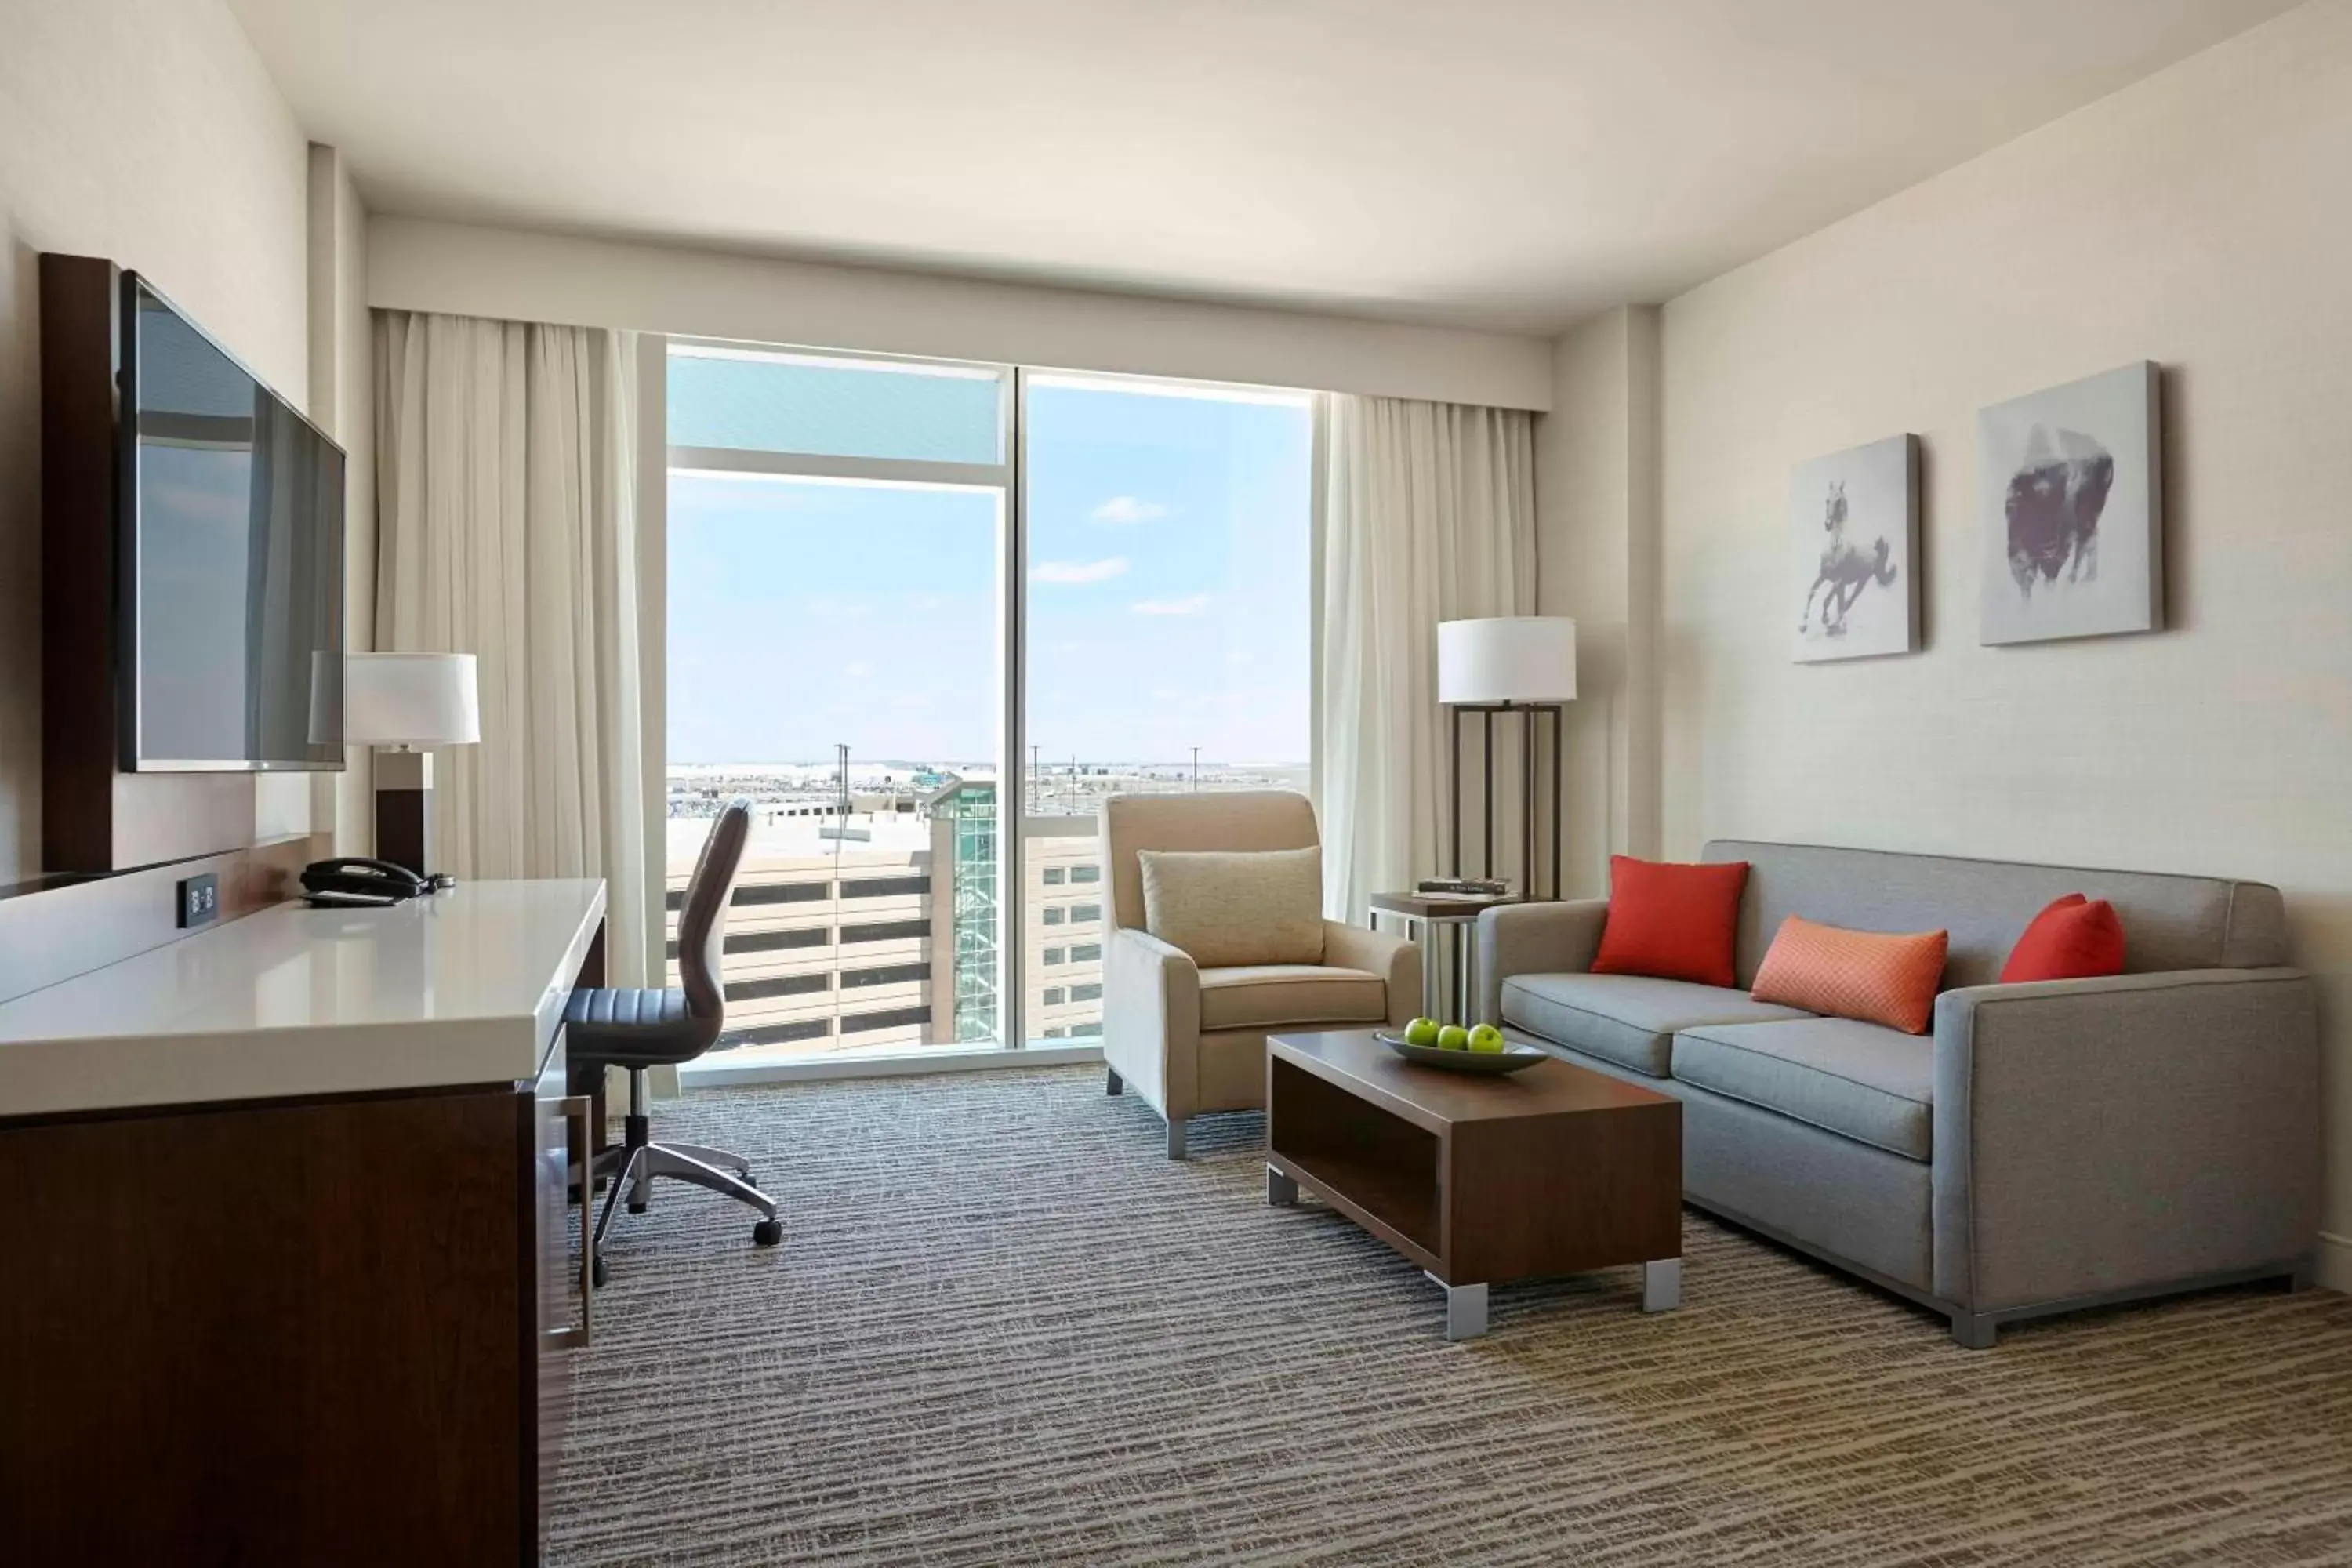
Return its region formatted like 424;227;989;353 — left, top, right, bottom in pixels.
1367;891;1526;1022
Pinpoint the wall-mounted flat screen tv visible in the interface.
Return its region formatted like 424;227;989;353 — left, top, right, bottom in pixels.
122;274;346;771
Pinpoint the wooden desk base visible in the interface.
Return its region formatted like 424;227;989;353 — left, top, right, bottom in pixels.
0;912;604;1566
0;1080;575;1565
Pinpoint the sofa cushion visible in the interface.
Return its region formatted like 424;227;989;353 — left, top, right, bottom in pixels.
1501;973;1813;1078
1197;964;1386;1032
1671;1018;1934;1161
1139;846;1325;968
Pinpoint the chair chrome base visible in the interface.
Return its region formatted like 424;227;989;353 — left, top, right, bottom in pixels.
590;1068;782;1277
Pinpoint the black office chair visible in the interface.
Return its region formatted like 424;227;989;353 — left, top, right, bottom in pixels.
568;799;780;1284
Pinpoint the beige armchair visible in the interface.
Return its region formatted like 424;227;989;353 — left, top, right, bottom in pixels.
1099;791;1417;1158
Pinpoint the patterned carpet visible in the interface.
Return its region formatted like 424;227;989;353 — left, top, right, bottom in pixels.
548;1067;2352;1566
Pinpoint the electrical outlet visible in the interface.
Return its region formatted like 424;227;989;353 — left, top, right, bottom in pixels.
177;872;220;930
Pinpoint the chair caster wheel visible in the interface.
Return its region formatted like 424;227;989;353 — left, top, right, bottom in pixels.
627;1201;647;1215
591;1254;609;1288
752;1218;783;1247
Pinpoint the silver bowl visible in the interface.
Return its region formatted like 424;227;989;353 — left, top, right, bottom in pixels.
1375;1029;1549;1075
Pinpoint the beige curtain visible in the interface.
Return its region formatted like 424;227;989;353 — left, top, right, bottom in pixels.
1317;394;1537;922
374;310;652;985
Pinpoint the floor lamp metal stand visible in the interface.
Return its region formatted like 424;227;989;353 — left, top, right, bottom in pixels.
1446;702;1564;900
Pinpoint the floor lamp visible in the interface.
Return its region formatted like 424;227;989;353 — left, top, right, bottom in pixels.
1438;618;1576;900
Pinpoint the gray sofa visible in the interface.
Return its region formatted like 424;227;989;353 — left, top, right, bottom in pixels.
1476;840;2320;1347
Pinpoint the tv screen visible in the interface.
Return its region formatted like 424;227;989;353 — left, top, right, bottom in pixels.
124;275;346;771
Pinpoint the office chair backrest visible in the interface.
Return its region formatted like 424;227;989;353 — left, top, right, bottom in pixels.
677;800;751;1022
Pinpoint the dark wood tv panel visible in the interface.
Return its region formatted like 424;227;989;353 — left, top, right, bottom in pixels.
39;250;339;877
0;880;606;1566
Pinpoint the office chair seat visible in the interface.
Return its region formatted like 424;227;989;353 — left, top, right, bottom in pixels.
564;986;704;1064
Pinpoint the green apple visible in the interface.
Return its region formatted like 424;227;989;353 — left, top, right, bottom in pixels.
1468;1024;1506;1054
1437;1025;1471;1051
1403;1016;1441;1047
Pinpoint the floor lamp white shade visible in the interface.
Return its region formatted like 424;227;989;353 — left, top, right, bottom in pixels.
1438;618;1577;705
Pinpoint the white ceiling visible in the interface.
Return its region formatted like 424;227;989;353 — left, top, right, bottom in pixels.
230;0;2298;335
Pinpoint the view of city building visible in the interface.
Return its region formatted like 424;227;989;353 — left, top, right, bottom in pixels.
666;343;1311;1069
663;760;1310;1062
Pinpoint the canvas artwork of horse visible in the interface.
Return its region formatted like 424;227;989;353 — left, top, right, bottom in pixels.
1798;479;1899;637
1788;434;1917;662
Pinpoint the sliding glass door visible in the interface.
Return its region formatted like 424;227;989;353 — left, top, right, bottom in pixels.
666;345;1011;1067
1018;374;1315;1044
665;345;1314;1073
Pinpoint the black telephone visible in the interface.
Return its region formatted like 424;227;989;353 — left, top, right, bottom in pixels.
301;857;431;906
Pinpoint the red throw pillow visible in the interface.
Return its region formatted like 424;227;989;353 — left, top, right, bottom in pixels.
1591;856;1750;989
1751;916;1949;1035
2001;894;2125;983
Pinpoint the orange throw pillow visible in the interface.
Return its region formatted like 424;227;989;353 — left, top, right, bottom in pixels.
1591;856;1751;989
1751;915;1948;1035
2001;894;2126;983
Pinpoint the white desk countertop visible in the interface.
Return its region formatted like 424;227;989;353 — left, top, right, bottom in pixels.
0;878;606;1118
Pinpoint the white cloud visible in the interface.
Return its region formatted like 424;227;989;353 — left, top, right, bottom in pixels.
843;661;873;678
1131;593;1212;616
1090;495;1171;525
1030;557;1130;585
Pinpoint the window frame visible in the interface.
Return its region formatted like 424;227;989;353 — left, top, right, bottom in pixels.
659;346;1321;1083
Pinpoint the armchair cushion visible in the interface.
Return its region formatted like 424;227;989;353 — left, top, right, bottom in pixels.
1138;845;1324;968
1197;965;1388;1032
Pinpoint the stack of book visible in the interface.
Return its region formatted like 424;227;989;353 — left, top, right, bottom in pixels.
1415;877;1513;899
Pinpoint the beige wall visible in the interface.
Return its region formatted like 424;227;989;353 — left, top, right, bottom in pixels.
1534;306;1661;898
0;0;315;880
368;216;1553;411
307;144;375;855
1647;1;2352;1282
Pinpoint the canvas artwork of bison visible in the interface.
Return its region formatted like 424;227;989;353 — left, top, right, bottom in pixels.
1978;362;2162;644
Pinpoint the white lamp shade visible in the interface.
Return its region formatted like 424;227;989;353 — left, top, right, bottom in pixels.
1437;617;1577;704
344;653;481;746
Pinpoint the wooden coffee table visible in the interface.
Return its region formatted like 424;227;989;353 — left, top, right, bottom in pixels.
1265;1030;1682;1340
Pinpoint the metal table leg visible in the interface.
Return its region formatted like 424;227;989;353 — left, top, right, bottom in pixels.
1427;1272;1489;1340
1642;1258;1682;1312
1456;920;1472;1022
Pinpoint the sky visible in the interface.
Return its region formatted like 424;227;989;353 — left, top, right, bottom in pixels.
666;361;1312;768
